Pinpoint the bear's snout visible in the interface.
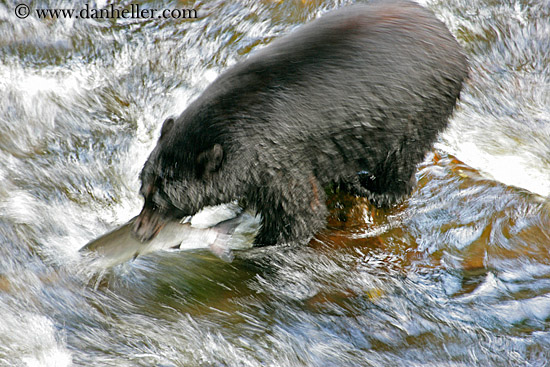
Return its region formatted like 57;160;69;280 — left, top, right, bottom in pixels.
132;206;167;242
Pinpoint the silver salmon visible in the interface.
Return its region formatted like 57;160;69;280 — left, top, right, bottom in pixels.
80;206;259;268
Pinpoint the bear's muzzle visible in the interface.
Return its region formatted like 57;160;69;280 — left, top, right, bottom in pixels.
132;206;167;242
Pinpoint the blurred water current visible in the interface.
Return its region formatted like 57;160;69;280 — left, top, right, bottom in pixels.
0;0;549;366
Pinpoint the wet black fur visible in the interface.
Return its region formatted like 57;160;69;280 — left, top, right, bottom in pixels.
134;0;468;246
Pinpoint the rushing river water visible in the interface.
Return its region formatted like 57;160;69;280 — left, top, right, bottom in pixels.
1;0;549;366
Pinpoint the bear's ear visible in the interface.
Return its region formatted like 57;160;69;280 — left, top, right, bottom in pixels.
197;144;223;177
160;117;175;140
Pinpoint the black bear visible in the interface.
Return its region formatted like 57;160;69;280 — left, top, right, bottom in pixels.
132;0;468;246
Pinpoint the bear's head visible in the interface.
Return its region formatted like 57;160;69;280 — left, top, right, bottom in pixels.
132;117;225;242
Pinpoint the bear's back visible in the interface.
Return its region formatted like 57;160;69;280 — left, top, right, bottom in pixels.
186;0;466;137
172;0;467;183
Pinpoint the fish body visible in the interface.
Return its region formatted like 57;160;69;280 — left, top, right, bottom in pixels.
81;205;259;268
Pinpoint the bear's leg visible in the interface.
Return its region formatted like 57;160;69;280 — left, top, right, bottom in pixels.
347;140;421;208
252;175;327;246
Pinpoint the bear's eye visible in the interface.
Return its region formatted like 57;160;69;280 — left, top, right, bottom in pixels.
151;184;175;210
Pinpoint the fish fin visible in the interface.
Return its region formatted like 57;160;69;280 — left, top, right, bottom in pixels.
208;235;234;262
